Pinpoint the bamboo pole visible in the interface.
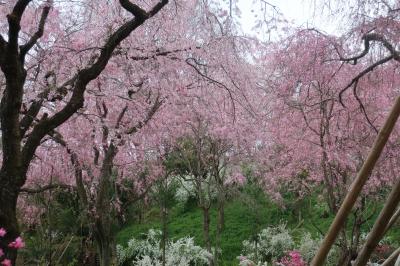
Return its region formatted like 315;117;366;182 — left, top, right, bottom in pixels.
311;96;400;266
353;178;400;265
381;247;400;266
383;207;400;235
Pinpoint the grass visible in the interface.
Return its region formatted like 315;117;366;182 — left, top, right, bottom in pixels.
116;186;400;265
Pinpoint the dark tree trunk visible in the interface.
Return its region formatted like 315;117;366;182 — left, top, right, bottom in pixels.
93;144;117;266
215;194;225;264
217;195;225;231
161;207;168;266
0;184;20;263
95;232;114;266
202;207;212;253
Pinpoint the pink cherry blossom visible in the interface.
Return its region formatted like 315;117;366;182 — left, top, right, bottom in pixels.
8;237;25;249
0;259;11;266
0;228;5;237
278;250;306;266
0;248;3;257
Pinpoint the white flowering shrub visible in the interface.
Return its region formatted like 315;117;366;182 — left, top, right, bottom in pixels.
174;177;218;206
298;232;319;263
298;232;338;265
237;255;268;266
175;179;197;204
116;229;212;266
241;224;294;263
239;227;341;266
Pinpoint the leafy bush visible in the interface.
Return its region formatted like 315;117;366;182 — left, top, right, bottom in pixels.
294;232;340;266
238;255;268;266
240;226;341;266
116;229;212;265
241;224;294;263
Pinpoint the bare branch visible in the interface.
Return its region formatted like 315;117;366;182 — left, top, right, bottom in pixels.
47;129;89;206
120;0;149;20
185;57;237;121
7;0;32;52
20;183;72;194
125;94;163;134
337;33;400;63
130;47;196;61
339;55;393;106
351;80;379;133
115;105;128;128
20;3;51;62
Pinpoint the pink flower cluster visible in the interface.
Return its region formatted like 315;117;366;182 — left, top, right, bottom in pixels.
278;251;306;266
0;228;25;266
8;238;25;249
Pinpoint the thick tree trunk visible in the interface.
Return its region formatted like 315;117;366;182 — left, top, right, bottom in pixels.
0;47;26;265
0;185;20;263
94;145;117;266
95;233;114;266
92;205;115;266
93;209;115;266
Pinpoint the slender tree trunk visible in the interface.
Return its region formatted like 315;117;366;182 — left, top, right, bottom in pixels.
217;196;225;231
336;228;351;266
321;149;337;212
215;192;225;264
161;206;168;266
202;207;212;253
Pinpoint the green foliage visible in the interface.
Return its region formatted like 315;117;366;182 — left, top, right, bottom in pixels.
118;182;312;264
117;182;400;265
21;190;88;265
20;181;400;265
